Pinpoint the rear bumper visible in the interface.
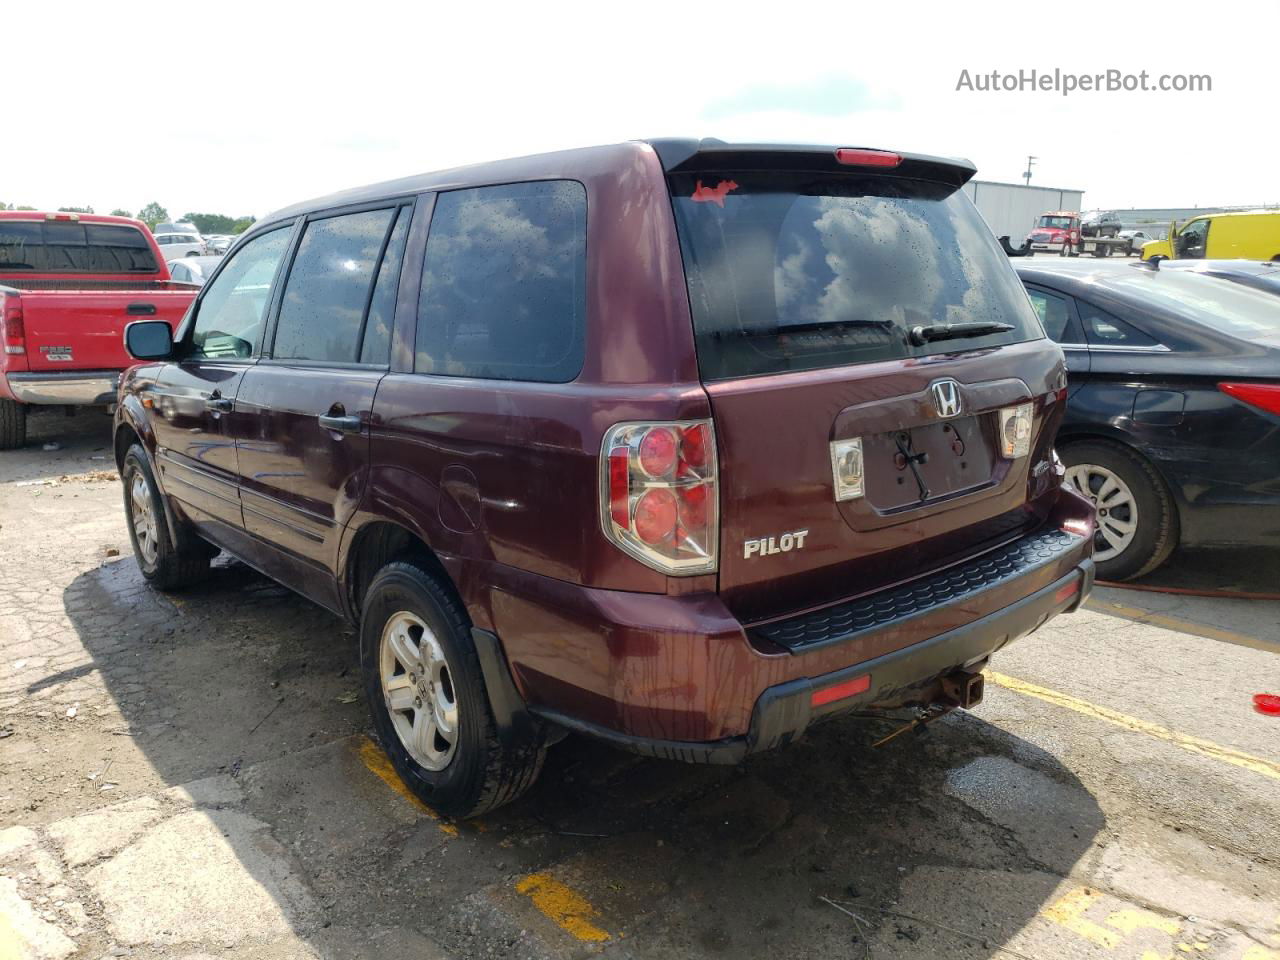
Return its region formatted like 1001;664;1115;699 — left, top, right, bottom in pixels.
485;489;1096;758
529;559;1093;763
5;370;119;405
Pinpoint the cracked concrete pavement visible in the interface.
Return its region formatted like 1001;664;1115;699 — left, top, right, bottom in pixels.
2;407;1278;960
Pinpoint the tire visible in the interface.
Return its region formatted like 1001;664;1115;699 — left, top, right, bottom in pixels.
122;444;211;589
1060;440;1178;581
1059;243;1069;258
360;561;548;818
0;399;27;450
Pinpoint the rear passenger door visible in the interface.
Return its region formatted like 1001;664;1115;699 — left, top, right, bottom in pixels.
233;202;412;606
1024;284;1090;390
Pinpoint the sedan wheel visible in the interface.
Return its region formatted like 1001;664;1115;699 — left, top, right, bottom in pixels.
1059;440;1178;581
1064;463;1137;561
379;610;458;771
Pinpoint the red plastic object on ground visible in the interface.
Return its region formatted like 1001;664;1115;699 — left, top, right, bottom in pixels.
1254;694;1280;716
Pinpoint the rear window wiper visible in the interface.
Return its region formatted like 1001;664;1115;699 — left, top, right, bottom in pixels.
908;321;1014;346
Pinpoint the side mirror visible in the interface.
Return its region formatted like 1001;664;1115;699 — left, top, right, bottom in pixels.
124;320;174;361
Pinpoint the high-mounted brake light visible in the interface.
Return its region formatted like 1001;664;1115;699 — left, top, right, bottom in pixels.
1;292;25;356
600;420;718;574
1219;382;1280;417
835;148;902;168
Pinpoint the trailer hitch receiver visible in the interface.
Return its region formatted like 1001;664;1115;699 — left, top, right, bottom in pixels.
941;670;985;709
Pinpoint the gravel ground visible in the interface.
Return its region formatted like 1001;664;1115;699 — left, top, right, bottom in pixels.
2;406;1278;960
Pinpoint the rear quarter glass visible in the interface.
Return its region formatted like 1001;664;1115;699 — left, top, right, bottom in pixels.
668;172;1044;381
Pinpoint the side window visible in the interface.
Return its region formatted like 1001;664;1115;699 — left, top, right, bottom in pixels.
170;263;188;283
1026;288;1073;342
190;227;292;360
360;206;411;365
415;180;587;382
273;208;394;363
1077;301;1159;348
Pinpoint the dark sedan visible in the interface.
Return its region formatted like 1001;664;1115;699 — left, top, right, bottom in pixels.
1156;259;1280;297
1016;259;1280;580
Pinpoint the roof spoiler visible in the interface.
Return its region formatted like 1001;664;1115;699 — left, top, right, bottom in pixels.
644;138;978;190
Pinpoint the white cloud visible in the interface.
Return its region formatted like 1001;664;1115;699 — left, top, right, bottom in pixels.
6;0;1278;216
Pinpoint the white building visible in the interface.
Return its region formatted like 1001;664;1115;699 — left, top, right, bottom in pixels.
964;180;1085;243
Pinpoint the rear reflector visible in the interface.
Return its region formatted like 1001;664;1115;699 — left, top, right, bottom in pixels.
810;673;871;708
1054;580;1081;605
1219;382;1280;417
835;148;901;168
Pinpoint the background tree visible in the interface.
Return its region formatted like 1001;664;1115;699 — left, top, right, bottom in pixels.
110;208;133;218
57;205;95;214
137;202;169;229
182;212;258;235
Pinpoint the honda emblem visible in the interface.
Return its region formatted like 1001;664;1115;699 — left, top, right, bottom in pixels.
930;380;962;418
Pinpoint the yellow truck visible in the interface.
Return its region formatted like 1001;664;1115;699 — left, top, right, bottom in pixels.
1142;210;1280;261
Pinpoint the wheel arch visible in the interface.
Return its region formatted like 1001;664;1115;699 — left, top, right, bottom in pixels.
340;518;462;625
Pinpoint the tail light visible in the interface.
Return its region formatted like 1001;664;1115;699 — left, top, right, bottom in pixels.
1219;382;1280;417
1;292;25;355
998;403;1035;458
600;420;718;574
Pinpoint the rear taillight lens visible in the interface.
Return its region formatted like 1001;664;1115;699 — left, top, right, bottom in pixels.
1219;382;1280;417
998;403;1035;458
1;293;25;355
600;420;718;574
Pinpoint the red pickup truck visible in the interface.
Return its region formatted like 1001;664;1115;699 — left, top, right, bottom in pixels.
0;212;197;448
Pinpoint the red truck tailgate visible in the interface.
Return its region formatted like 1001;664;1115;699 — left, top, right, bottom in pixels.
19;290;192;372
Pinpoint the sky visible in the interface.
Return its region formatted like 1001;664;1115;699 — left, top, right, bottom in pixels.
5;0;1278;220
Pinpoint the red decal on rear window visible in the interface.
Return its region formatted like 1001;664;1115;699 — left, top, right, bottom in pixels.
691;179;739;207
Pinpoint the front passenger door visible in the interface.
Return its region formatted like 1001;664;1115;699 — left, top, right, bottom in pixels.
1175;218;1209;258
233;203;412;608
150;225;294;539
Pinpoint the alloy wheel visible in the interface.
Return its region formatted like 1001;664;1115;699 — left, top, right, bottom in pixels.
1065;463;1138;562
379;611;458;771
130;473;159;566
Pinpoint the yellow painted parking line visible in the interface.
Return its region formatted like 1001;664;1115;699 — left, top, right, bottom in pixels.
1086;597;1275;653
1041;888;1122;949
515;872;611;943
356;736;459;836
989;673;1280;782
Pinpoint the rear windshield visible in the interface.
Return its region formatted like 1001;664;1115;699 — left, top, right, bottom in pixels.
669;172;1042;381
0;221;159;274
1108;270;1280;340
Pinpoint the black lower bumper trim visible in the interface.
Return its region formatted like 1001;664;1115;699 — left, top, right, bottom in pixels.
529;558;1094;764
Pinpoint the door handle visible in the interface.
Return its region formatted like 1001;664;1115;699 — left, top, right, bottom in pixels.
205;395;233;413
318;413;362;435
127;302;157;316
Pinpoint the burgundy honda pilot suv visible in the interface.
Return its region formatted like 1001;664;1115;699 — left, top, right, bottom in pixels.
115;139;1096;816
